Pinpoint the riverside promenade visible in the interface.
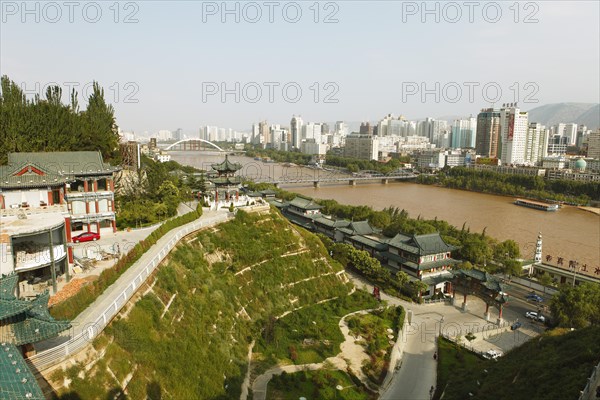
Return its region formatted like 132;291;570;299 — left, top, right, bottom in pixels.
28;208;236;372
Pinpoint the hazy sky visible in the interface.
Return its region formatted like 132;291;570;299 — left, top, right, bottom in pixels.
1;1;599;134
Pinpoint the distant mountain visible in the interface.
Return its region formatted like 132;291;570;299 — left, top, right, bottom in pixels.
526;103;599;129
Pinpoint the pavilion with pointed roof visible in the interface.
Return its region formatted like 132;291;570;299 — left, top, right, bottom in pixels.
208;155;243;205
0;273;71;399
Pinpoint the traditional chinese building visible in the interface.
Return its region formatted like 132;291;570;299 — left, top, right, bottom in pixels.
1;151;120;265
208;155;243;206
0;273;71;398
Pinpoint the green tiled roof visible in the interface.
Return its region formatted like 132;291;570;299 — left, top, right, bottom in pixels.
0;275;19;300
348;235;388;251
313;216;351;229
452;269;504;292
387;233;457;256
0;299;32;321
288;197;322;210
210;176;243;185
211;155;242;173
7;151;119;177
338;221;378;236
0;276;72;345
0;342;44;400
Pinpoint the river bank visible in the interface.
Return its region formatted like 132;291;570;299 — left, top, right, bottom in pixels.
170;152;599;273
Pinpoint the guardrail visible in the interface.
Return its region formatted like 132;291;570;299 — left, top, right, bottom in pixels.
26;212;233;372
579;361;600;400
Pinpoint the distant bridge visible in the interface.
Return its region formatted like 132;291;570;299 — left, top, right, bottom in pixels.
255;173;418;187
165;138;226;152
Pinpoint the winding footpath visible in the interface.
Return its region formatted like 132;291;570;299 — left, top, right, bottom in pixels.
251;308;381;400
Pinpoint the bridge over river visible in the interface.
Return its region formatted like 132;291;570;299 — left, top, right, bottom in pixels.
255;173;418;187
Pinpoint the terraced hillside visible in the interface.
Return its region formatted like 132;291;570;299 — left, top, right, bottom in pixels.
51;208;353;399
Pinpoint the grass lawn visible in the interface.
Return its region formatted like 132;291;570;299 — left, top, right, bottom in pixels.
347;306;405;384
256;290;380;371
266;369;376;400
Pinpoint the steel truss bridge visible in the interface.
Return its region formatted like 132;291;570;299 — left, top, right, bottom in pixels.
255;173;418;187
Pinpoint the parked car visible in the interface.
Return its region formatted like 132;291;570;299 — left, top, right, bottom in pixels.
483;349;503;360
511;321;523;330
72;232;100;243
526;293;544;302
525;311;546;322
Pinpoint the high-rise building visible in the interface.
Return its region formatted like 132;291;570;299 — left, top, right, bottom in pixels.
475;108;501;158
359;122;373;135
576;125;589;149
499;105;529;165
321;123;330;135
524;122;549;165
563;123;578;145
450;117;477;149
258;121;269;145
344;134;379;160
588;130;600;159
334;121;348;136
290;115;304;149
302;122;322;143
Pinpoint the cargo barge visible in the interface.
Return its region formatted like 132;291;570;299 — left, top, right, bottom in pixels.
514;198;559;211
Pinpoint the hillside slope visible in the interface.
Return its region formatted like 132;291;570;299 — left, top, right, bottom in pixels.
527;102;599;128
52;208;352;399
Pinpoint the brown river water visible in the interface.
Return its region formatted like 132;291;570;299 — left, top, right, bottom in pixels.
171;151;600;271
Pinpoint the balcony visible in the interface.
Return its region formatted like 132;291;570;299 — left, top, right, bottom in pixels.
65;190;114;201
14;244;67;272
0;204;68;218
70;211;116;223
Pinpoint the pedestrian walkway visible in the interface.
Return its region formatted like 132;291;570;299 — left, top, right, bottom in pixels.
28;208;233;370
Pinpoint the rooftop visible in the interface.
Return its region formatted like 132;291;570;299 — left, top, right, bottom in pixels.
0;342;45;400
0;213;65;244
7;151;119;177
211;155;242;173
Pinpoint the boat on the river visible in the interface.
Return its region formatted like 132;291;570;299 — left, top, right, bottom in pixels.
514;198;559;211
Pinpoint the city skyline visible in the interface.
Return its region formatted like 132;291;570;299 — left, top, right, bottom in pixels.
2;1;599;133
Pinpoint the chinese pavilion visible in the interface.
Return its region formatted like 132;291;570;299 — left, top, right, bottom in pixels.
209;155;243;204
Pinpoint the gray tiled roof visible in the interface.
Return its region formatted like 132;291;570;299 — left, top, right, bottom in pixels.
387;233;457;256
288;197;322;210
8;151;119;176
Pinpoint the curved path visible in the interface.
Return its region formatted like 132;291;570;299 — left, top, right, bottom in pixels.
251;307;381;400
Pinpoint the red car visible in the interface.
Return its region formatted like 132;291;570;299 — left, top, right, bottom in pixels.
72;232;100;243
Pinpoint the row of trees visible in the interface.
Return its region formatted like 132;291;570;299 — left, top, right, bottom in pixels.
325;154;410;174
0;75;120;163
116;156;203;228
550;283;600;329
418;167;599;205
245;145;314;165
313;199;522;276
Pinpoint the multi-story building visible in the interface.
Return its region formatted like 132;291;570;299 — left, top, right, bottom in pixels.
359;122;374;135
396;136;435;152
524;122;549;165
475;108;501;158
302;122;323;144
451;117;477;149
563;123;578;145
499;105;528;165
1;151;120;269
334;121;349;136
344;134;379;160
290;115;303;149
588;130;600;159
471;164;546;177
301;139;328;156
417;150;446;169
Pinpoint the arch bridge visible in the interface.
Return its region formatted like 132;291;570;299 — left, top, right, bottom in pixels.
165;139;226;152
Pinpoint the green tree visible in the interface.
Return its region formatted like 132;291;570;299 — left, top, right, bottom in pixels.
550;283;600;328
